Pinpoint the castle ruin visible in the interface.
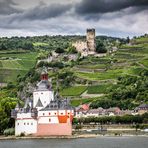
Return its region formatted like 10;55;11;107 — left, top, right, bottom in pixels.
72;28;96;56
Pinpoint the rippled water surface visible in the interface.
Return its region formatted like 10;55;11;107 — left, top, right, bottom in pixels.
0;137;148;148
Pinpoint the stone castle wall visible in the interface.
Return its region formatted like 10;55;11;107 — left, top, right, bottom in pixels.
72;40;87;52
87;29;96;51
72;29;96;54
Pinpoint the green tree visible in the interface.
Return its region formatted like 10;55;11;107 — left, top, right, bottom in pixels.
96;40;107;53
55;47;65;53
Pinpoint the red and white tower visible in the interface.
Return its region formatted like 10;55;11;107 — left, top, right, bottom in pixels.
33;68;54;111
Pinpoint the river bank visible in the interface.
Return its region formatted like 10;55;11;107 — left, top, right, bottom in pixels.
0;132;148;140
1;125;148;140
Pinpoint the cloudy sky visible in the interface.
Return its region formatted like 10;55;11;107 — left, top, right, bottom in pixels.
0;0;148;37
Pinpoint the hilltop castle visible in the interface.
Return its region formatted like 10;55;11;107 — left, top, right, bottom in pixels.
11;68;74;136
72;29;96;56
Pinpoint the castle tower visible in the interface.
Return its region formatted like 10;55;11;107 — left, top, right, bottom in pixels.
86;28;96;52
33;67;54;110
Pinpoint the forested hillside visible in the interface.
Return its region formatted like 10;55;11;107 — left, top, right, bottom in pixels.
0;34;148;134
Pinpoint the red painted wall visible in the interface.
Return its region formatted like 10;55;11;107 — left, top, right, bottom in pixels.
36;123;72;136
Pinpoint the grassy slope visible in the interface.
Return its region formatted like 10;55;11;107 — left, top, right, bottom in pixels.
0;51;38;82
87;84;113;94
60;86;87;96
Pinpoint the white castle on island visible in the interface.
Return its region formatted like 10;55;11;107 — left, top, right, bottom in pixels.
11;68;74;136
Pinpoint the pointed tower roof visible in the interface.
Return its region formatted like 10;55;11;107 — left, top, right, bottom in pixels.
35;98;43;107
24;98;32;108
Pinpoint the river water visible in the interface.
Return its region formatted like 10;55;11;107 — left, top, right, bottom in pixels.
0;137;148;148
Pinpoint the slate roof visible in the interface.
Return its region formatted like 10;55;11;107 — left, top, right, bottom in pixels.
40;98;74;111
35;98;43;107
87;109;105;114
24;98;33;108
138;104;148;108
36;80;50;91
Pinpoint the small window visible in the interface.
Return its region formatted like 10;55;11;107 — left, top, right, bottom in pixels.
43;113;45;116
49;118;51;122
17;123;19;125
41;93;43;94
68;113;70;115
61;113;63;115
27;123;29;125
24;123;26;125
31;123;33;125
49;112;51;115
55;112;56;115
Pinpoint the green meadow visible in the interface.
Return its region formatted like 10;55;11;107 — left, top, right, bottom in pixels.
0;51;38;82
60;86;87;96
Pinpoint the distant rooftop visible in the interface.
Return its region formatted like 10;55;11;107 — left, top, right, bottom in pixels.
138;104;148;108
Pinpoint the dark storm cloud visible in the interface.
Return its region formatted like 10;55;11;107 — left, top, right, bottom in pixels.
0;2;72;30
0;0;147;37
75;0;148;14
0;0;22;15
18;3;72;21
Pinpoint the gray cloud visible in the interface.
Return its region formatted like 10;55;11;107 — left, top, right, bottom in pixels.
0;0;147;37
0;0;22;15
75;0;148;15
17;3;71;21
